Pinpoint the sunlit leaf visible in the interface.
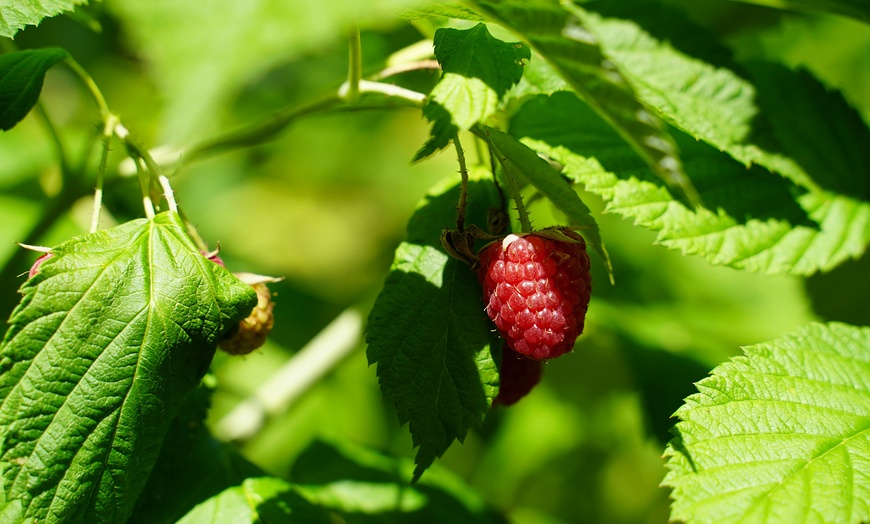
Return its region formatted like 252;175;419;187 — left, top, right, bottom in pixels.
513;92;870;275
664;322;870;524
415;23;530;160
466;0;700;205
0;0;87;38
0;212;256;522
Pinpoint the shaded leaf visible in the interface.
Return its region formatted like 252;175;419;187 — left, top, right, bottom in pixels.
0;212;257;523
466;0;699;205
176;477;331;524
128;379;265;524
663;322;870;524
0;48;69;131
366;178;502;480
512;92;870;275
0;0;87;38
290;439;507;523
726;0;870;24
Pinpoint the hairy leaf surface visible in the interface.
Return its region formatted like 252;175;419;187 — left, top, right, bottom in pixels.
367;178;501;480
467;0;699;205
415;23;530;161
0;0;87;37
577;0;870;200
664;322;870;524
512;92;870;275
0;48;68;131
0;212;257;523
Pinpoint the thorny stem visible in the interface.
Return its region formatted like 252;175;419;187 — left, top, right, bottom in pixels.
453;134;470;232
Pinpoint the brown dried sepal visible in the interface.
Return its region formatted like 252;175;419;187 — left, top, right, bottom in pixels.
219;282;275;355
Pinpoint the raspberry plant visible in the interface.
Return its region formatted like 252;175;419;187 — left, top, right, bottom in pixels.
1;1;869;523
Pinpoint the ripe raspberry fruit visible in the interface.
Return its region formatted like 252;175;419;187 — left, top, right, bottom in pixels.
478;230;591;360
494;346;542;406
219;282;275;355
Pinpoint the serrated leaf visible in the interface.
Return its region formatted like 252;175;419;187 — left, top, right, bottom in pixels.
477;125;612;280
575;0;870;198
663;322;870;524
512;91;870;275
366;178;502;480
746;62;870;201
466;0;699;205
0;48;69;132
416;23;530;161
290;439;506;523
0;212;257;523
726;0;870;24
0;0;87;38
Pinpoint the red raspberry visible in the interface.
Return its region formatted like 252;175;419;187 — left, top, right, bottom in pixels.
478;231;591;360
494;346;542;406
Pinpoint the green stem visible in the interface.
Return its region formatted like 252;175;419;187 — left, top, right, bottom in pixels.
452;134;470;232
344;23;362;103
186;92;342;162
65;57;111;121
90;115;117;232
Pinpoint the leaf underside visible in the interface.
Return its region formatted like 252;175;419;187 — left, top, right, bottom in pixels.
0;212;256;523
663;322;870;524
0;48;69;132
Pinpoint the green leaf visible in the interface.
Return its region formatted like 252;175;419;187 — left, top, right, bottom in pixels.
290;439;507;523
512;92;870;275
176;477;331;524
397;2;486;21
128;378;265;524
466;0;700;205
663;322;870;524
366;177;502;481
0;212;257;523
415;23;530;161
575;0;870;199
725;0;870;24
0;48;69;132
746;62;870;201
0;0;87;38
477;124;612;280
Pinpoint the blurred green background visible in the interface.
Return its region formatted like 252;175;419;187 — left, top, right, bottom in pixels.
2;1;869;523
